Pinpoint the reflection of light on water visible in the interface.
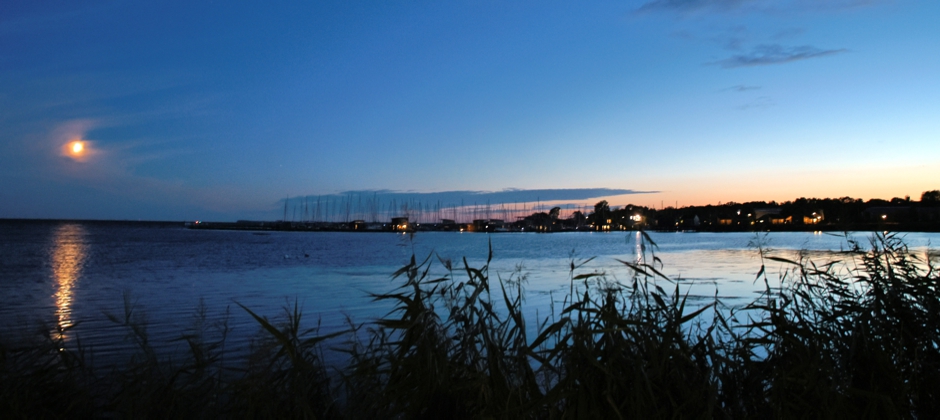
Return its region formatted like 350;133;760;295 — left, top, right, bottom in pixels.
50;224;87;340
634;231;644;266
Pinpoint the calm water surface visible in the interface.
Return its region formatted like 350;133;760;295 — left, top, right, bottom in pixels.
2;220;938;362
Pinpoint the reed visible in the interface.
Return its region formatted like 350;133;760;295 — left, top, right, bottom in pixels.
739;232;940;418
1;232;937;418
0;322;94;418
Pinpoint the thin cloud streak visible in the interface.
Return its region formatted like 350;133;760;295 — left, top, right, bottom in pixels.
736;96;775;110
722;84;761;92
636;0;886;14
711;44;847;68
637;0;753;14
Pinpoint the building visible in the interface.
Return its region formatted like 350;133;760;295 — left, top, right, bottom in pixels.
472;219;504;232
390;217;410;232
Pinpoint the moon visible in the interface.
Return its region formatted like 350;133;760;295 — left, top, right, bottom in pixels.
63;140;91;161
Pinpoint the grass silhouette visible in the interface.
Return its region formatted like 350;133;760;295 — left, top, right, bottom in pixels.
2;232;937;418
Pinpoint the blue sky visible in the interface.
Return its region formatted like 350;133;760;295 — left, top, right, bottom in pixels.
2;0;937;221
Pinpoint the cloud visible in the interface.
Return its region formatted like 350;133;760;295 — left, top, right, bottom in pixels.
635;0;885;15
294;188;653;208
722;84;761;92
736;96;775;110
710;44;847;68
49;120;101;163
637;0;753;14
714;25;750;50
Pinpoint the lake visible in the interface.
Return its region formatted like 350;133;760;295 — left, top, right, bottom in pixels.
2;219;938;363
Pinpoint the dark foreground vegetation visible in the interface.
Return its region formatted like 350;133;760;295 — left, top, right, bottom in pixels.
3;233;939;418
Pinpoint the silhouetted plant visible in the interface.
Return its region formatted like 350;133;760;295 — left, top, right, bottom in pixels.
2;232;938;418
0;322;94;419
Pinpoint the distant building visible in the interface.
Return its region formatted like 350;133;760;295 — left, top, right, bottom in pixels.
753;208;782;220
439;219;458;231
472;219;504;232
802;210;824;225
391;217;410;232
863;206;911;223
350;220;367;230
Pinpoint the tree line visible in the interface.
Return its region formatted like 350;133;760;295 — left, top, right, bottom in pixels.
517;190;940;232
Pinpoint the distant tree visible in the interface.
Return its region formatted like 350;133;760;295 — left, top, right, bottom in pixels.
922;190;940;203
549;206;561;220
593;200;611;227
571;211;585;223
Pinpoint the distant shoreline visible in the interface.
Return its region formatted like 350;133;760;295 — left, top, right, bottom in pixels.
181;220;940;233
3;217;938;233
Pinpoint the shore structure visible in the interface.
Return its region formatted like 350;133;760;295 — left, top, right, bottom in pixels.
188;191;940;233
185;218;520;233
186;210;940;234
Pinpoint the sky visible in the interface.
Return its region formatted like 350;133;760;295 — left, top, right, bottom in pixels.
1;0;938;221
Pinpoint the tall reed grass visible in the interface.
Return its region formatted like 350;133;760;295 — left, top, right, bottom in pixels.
1;232;937;418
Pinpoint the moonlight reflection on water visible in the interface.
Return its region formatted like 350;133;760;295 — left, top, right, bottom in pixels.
50;224;87;340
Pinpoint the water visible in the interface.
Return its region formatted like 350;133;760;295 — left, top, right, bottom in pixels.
2;220;938;363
